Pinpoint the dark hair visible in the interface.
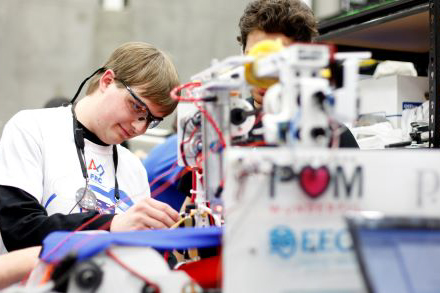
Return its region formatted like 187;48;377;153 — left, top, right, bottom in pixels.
237;0;318;52
44;96;70;108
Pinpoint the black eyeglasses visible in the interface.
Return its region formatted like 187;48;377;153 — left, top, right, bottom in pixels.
117;79;163;129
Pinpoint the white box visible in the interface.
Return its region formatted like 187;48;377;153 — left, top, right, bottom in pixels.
358;75;428;127
223;147;440;293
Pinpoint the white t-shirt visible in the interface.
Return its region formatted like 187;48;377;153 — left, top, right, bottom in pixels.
0;106;149;253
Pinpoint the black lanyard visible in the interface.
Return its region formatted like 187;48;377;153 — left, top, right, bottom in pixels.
70;67;120;202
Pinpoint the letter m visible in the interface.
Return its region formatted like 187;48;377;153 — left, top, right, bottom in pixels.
334;166;363;198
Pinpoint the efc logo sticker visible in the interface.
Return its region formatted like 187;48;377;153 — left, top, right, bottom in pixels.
269;226;351;259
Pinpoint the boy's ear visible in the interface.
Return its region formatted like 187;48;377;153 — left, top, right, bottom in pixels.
98;69;116;92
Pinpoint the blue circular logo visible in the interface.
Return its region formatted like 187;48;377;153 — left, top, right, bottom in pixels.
270;225;297;259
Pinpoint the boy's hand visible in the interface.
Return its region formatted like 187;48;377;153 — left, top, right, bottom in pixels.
110;197;179;231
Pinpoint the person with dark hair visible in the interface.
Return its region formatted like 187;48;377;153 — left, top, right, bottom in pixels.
237;0;318;52
237;0;358;148
43;96;70;108
238;0;318;108
0;42;181;253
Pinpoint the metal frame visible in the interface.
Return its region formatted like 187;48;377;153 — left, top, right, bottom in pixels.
318;0;426;35
429;0;440;147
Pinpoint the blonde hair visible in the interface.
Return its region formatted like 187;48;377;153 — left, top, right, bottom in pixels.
86;42;180;115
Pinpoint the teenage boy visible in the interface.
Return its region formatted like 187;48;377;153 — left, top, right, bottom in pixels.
0;42;181;253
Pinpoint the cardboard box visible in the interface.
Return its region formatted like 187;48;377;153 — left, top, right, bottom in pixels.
358;75;428;127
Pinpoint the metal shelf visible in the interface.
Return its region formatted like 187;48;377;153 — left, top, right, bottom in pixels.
317;0;440;147
317;3;428;53
318;0;427;37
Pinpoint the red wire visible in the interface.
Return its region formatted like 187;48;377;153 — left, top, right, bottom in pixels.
178;125;200;169
193;103;226;148
179;120;201;168
150;180;174;198
180;140;190;167
254;111;264;126
191;170;197;203
149;162;178;187
236;141;268;147
151;168;189;198
195;152;204;170
106;249;160;292
170;82;202;102
182;125;200;145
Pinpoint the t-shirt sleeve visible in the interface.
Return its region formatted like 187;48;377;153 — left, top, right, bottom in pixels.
0;111;44;202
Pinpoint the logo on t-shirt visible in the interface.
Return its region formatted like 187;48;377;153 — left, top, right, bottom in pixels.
88;159;97;170
88;158;105;184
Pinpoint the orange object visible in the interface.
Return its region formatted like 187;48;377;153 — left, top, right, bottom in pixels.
39;264;56;284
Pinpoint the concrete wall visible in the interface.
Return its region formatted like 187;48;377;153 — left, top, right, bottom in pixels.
0;0;98;132
0;0;249;133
